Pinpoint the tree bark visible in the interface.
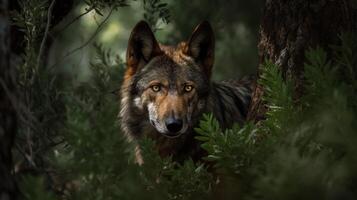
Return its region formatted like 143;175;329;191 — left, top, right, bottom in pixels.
248;0;357;121
0;0;17;199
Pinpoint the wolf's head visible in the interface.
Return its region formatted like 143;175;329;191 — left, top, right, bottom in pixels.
123;21;214;138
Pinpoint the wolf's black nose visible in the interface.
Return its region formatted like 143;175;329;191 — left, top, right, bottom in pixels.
165;118;183;133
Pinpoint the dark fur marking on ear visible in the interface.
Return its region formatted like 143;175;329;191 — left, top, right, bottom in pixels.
126;21;162;76
184;21;215;79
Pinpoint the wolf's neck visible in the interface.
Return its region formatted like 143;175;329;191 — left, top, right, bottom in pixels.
206;81;253;129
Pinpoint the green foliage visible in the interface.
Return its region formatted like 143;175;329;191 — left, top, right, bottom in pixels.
14;1;208;199
11;0;48;80
85;0;130;15
13;0;357;199
139;138;214;200
333;33;357;83
248;42;357;200
20;43;212;200
258;60;294;134
195;34;357;199
20;176;56;200
11;0;66;178
142;0;170;31
195;114;257;175
53;43;139;200
164;159;213;200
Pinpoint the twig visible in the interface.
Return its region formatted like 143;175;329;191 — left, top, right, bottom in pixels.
0;79;39;132
53;6;94;37
64;8;115;58
15;143;37;168
37;0;56;71
49;7;115;70
25;126;34;166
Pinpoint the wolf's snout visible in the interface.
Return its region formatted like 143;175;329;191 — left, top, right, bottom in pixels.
165;117;183;133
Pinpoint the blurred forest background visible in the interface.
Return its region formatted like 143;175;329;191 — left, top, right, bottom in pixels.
51;0;262;82
1;0;357;200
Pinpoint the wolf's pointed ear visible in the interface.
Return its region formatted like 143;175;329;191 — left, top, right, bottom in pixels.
184;21;215;78
126;21;162;76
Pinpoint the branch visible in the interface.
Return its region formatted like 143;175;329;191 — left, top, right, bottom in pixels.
37;0;56;71
53;6;94;37
15;143;37;168
49;7;115;70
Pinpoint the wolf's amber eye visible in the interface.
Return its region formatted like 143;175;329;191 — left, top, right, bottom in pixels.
184;85;193;92
151;85;161;92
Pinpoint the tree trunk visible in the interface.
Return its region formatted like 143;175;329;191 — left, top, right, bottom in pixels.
0;0;18;199
248;0;357;121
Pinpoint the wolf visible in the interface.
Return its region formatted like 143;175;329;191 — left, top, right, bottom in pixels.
120;21;254;164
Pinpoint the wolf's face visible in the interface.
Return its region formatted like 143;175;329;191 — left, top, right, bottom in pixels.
131;55;210;138
123;21;214;138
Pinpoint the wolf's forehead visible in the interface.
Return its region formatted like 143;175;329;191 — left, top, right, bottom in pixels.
138;55;202;84
136;44;203;83
160;43;195;64
145;52;196;74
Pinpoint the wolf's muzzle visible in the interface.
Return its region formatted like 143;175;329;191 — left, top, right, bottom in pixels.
165;117;183;134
